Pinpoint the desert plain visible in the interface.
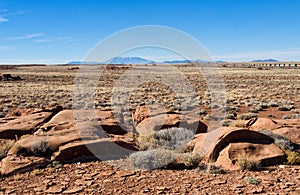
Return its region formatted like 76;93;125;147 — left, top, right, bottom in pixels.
0;63;299;194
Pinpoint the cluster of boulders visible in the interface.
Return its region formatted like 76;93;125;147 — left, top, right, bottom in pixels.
0;105;299;175
0;73;23;81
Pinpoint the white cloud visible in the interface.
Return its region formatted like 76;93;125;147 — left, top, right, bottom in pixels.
0;9;25;23
1;10;25;17
0;17;8;22
0;45;14;50
7;33;44;40
34;36;73;42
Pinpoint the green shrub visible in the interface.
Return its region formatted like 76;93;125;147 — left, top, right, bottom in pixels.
244;176;260;185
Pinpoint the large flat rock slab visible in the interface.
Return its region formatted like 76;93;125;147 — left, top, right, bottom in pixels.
51;137;137;163
0;155;48;176
40;109;128;136
0;107;62;139
136;113;207;136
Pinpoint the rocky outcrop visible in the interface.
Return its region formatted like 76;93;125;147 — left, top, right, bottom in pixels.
191;127;289;170
215;143;286;170
0;108;138;175
134;105;207;135
247;118;281;131
40;109;128;136
0;107;62;139
51;138;137;163
133;104;175;124
207;129;274;162
7;134;81;156
0;155;48;175
0;104;298;175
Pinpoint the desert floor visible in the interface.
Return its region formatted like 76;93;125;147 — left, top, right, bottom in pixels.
0;64;299;194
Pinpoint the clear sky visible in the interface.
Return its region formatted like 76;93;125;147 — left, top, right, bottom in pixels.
1;0;300;64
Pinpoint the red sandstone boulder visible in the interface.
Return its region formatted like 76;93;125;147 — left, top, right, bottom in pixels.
51;137;137;163
248;118;281;131
40;109;128;136
0;107;62;139
136;113;207;136
133;104;174;124
0;155;48;176
215;142;286;170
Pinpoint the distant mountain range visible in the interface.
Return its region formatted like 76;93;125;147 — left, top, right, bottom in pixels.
251;59;278;62
68;57;208;65
108;57;155;64
68;57;154;65
67;57;280;65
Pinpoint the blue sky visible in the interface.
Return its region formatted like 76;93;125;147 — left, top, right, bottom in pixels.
0;0;300;64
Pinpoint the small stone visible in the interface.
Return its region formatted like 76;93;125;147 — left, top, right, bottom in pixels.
212;180;227;185
234;190;243;194
34;185;47;192
64;187;84;194
46;175;55;179
249;187;264;194
156;187;166;191
115;170;136;178
234;184;245;189
84;181;94;186
285;182;295;187
83;176;93;181
103;179;113;183
45;185;65;194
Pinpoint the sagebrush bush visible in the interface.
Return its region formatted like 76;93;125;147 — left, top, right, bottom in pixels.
138;127;194;152
0;140;15;160
30;140;51;156
244;176;260;185
129;149;175;170
221;120;232;127
237;154;261;171
229;120;247;128
237;113;258;120
131;127;201;170
206;163;226;174
173;152;201;168
129;149;201;170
